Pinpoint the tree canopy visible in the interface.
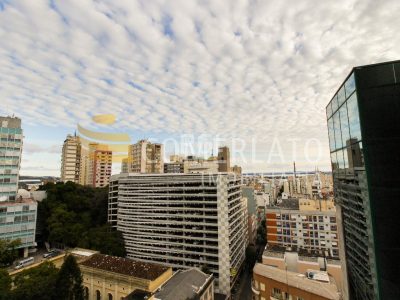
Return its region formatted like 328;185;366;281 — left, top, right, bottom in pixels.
12;261;59;300
0;239;21;267
38;182;126;256
55;255;84;300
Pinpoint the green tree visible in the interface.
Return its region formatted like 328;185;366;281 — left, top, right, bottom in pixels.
0;268;11;300
81;225;126;257
55;255;84;300
38;182;125;256
245;245;257;269
256;221;266;245
11;261;58;300
0;239;21;267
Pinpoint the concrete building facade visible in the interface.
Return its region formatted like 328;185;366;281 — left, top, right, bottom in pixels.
60;134;82;184
217;147;230;172
252;263;341;300
86;143;112;188
108;173;247;296
79;253;173;300
127;140;163;173
266;199;339;259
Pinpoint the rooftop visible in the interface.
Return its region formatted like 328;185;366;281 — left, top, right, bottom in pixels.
253;264;340;300
267;198;300;210
154;268;212;300
264;244;340;261
79;254;170;281
0;197;36;206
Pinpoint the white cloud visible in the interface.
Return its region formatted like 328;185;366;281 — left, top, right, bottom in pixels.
1;0;400;174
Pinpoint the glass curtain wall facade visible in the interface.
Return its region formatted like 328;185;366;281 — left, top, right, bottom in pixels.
326;61;400;300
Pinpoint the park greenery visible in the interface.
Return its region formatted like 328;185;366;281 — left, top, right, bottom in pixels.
1;255;84;300
38;181;126;256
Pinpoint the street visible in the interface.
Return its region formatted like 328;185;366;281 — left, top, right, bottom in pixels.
232;267;252;300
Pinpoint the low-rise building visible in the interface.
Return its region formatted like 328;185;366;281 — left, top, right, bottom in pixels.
262;245;342;293
79;253;173;300
153;268;214;300
252;263;341;300
0;197;37;257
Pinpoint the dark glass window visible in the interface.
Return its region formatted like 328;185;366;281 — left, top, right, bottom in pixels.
333;112;343;150
338;86;346;107
330;152;338;171
349;142;364;168
327;118;336;152
336;149;345;170
339;104;351;147
343;147;349;170
347;92;362;142
345;73;356;98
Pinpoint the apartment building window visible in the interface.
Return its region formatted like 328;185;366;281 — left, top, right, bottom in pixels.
272;288;281;298
330;217;336;223
318;216;323;222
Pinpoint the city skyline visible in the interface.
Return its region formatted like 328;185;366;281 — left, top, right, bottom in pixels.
1;1;400;176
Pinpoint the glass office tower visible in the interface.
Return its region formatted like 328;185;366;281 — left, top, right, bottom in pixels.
326;61;400;300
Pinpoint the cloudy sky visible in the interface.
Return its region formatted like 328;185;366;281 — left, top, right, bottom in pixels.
1;0;399;176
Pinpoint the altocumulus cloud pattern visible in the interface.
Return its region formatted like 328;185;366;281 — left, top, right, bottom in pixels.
1;0;400;171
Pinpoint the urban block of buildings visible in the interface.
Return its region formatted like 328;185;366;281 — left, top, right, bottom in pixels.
60;134;112;187
327;60;400;300
108;173;247;296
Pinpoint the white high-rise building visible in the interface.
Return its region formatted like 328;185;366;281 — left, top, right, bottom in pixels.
0;116;23;201
108;173;247;296
0;116;37;256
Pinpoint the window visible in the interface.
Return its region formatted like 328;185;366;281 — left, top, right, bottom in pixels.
260;283;265;291
108;293;113;300
272;288;281;297
347;92;362;142
337;85;346;107
330;152;338;171
84;287;89;300
96;290;101;300
345;73;356;98
339;104;351;147
326;101;332;119
331;94;338;114
333;112;342;150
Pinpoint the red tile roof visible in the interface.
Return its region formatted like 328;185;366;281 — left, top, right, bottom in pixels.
79;254;169;281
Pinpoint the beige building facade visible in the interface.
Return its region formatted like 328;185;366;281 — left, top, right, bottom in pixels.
60;134;82;183
79;254;173;300
127;140;163;173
